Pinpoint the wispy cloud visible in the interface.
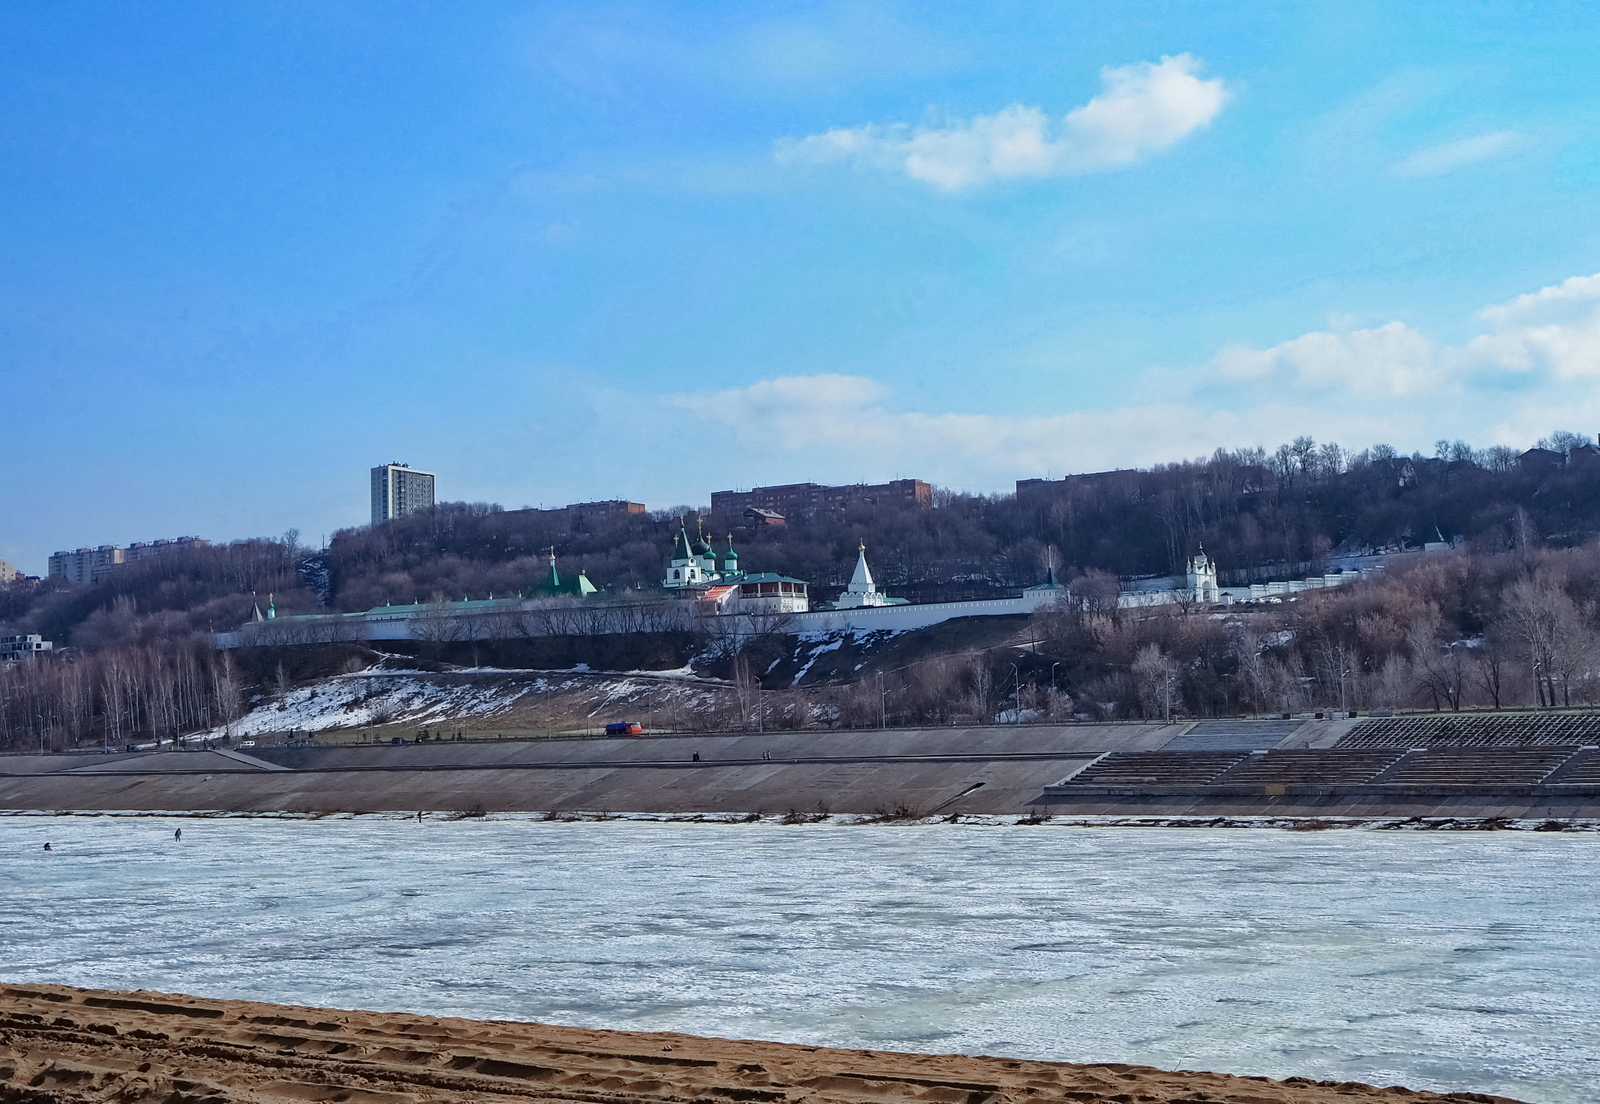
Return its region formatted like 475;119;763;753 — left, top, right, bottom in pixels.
1479;272;1600;326
1211;271;1600;394
775;55;1229;190
1212;321;1439;397
671;378;1289;486
1393;130;1527;178
648;271;1600;491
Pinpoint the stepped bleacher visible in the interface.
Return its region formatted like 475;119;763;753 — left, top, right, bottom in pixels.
1050;745;1600;790
1222;748;1406;786
1383;747;1579;787
1549;748;1600;784
1162;719;1304;751
1063;751;1247;786
1339;712;1600;749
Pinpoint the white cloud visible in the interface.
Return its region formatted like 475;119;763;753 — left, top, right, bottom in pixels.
635;270;1600;498
673;374;889;448
1212;321;1438;396
1458;274;1600;381
776;55;1228;190
660;376;1410;492
1478;272;1600;327
1393;130;1527;178
1209;271;1600;394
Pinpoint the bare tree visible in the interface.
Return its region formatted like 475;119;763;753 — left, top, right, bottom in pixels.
1132;643;1180;721
1468;635;1507;710
1406;611;1464;712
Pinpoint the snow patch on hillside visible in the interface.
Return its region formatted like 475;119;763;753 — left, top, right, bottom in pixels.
213;674;549;736
210;667;730;737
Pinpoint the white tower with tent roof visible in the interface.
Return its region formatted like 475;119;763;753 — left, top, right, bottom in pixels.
831;542;907;609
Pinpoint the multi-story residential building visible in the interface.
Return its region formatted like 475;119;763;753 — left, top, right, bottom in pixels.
0;634;52;662
500;500;648;528
1015;471;1142;508
49;545;125;584
371;463;436;525
710;479;931;521
0;559;17;585
125;536;211;562
567;500;647;523
48;537;211;585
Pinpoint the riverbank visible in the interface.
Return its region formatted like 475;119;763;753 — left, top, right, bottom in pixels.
7;721;1600;820
0;983;1528;1104
6;807;1600;830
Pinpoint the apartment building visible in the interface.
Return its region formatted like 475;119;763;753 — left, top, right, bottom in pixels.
48;537;211;585
125;536;211;562
710;479;931;520
48;545;124;584
371;463;437;525
567;500;647;523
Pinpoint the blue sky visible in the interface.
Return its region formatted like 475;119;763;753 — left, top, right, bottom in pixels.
6;1;1600;572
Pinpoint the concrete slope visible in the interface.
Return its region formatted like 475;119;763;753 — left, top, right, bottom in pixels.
244;722;1188;771
0;724;1189;815
54;750;270;775
0;754;1092;816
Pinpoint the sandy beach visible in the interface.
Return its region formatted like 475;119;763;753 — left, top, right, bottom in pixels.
0;983;1524;1104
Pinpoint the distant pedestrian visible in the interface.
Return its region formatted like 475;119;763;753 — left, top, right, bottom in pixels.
42;843;51;851
174;828;181;841
692;752;700;762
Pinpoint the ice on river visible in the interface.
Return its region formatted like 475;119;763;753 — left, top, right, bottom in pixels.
4;819;1596;1104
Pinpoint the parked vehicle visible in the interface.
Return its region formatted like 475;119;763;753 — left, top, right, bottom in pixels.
605;721;645;736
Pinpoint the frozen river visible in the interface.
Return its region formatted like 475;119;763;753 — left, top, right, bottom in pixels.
4;818;1596;1103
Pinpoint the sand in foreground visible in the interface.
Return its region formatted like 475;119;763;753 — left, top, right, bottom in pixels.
1;983;1522;1104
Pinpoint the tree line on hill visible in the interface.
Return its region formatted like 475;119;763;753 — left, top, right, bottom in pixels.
6;431;1600;748
1019;542;1600;721
6;540;1600;750
303;430;1600;607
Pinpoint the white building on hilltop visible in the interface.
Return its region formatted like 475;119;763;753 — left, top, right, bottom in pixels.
1186;546;1220;604
831;542;908;610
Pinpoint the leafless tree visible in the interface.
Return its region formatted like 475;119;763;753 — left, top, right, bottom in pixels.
1132;643;1180;721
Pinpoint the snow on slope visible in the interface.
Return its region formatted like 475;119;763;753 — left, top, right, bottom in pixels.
211;668;726;737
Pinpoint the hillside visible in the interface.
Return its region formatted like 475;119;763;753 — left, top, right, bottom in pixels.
8;432;1600;660
10;432;1600;755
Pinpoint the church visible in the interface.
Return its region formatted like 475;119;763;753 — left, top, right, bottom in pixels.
662;519;740;590
661;519;810;614
1186;546;1220;604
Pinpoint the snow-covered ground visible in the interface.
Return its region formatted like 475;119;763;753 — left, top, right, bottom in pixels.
208;667;730;738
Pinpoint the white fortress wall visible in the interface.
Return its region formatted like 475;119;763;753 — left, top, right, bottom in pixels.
216;590;1060;649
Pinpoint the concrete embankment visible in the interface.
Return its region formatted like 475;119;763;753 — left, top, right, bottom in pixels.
0;724;1168;816
5;717;1600;818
